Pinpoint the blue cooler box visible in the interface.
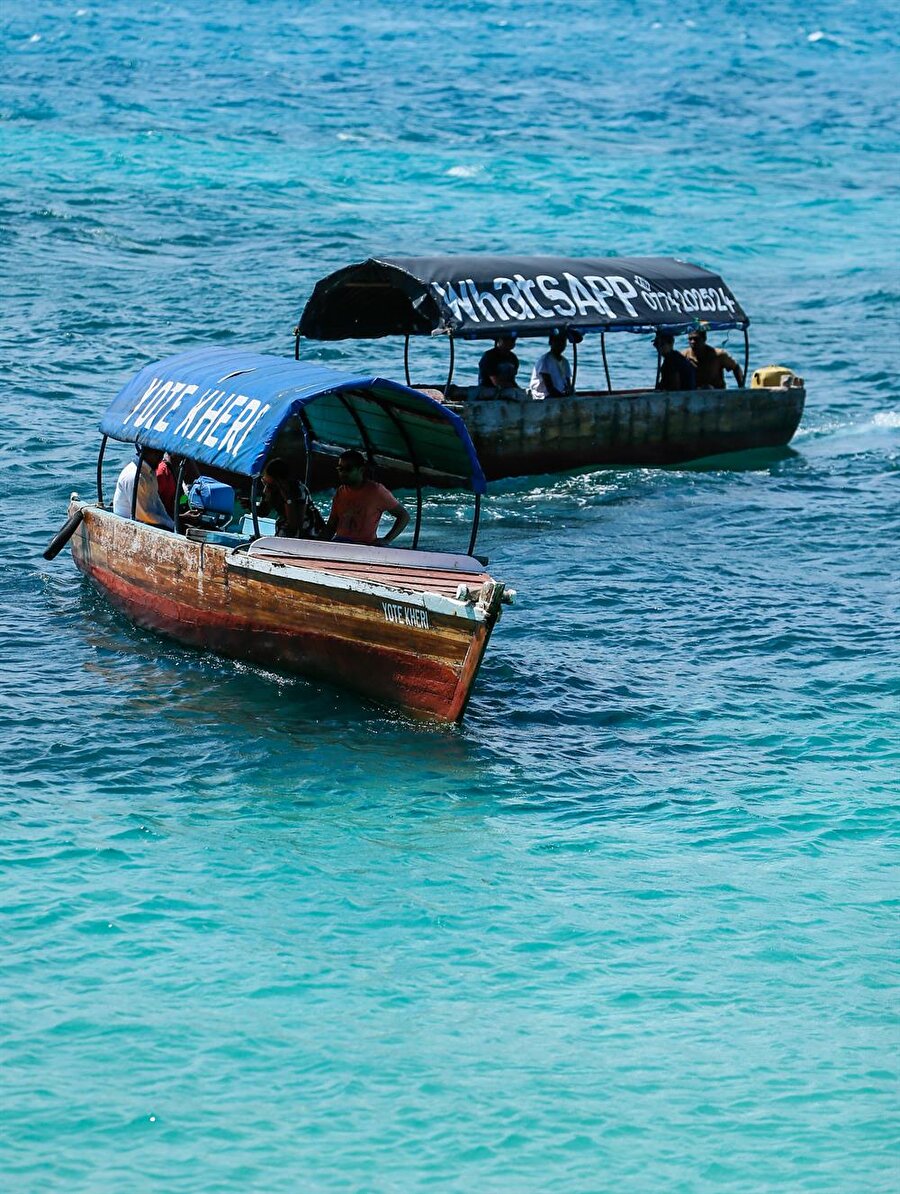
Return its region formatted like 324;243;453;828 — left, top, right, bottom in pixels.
188;477;235;526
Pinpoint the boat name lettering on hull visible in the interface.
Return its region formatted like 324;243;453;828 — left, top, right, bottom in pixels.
382;601;430;629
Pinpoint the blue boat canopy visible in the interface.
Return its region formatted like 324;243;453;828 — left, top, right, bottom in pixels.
99;347;486;490
298;254;750;341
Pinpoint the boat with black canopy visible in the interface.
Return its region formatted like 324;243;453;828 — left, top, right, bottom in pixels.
45;347;514;722
296;255;805;478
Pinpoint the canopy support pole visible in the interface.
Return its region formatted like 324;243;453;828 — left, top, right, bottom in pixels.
298;416;313;487
404;335;411;386
173;457;185;535
130;446;143;522
571;340;578;392
96;435;108;505
371;395;423;549
601;332;612;392
467;492;481;557
294;326;301;361
743;327;750;387
444;334;455;393
335;393;376;464
250;476;261;540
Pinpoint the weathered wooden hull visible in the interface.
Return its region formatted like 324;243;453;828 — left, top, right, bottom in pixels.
68;505;504;722
454;385;806;479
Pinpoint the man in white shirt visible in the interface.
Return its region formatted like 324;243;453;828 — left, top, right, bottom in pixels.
528;331;573;399
112;448;175;530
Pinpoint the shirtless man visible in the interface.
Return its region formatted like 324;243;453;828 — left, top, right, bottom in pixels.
685;327;744;389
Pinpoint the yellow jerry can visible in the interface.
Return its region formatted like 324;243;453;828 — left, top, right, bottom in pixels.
751;365;802;388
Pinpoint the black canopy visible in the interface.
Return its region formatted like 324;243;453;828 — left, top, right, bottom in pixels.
298;255;749;341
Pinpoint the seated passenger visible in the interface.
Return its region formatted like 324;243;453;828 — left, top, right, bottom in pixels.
155;452;178;519
478;333;519;390
528;331;573;399
653;331;697;392
112;448;174;530
155;453;200;520
325;449;410;547
258;457;326;539
685;326;744;389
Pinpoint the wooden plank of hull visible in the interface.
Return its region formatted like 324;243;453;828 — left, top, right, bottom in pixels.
457;386;806;480
68;508;498;722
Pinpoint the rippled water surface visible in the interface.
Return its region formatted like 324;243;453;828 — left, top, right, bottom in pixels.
2;2;898;1190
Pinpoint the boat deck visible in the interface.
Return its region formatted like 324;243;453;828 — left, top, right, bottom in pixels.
243;538;490;599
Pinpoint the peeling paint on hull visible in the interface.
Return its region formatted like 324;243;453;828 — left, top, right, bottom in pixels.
69;507;501;722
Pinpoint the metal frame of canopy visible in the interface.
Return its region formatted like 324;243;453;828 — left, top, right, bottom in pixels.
295;254;752;394
94;349;487;557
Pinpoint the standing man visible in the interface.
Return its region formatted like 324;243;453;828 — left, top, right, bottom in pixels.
478;333;519;390
325;450;410;547
684;327;744;389
653;331;697;391
528;330;573;399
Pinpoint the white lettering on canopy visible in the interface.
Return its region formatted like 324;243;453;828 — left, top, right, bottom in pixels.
514;275;554;318
430;272;737;329
493;278;530;321
115;375;274;462
122;377;164;427
536;276;576;318
431;280;481;324
173;387;220;437
606;276;639;318
154;383;197;432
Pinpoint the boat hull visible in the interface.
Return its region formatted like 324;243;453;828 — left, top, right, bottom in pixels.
68;506;502;722
454;385;805;479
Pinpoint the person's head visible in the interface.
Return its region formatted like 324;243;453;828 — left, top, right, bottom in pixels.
262;457;291;487
141;447;164;469
688;327;707;349
336;449;367;487
549;330;567;356
653;331;675;356
495;333;517;351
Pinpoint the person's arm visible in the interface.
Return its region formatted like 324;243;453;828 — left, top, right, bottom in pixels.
540;371;564;397
376;500;410;546
723;352;743;387
324;491;341;540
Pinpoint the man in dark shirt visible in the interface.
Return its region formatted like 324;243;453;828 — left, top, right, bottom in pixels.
478;333;519;389
653;331;697;392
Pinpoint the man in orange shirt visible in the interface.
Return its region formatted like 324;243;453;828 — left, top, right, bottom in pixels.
325;450;410;546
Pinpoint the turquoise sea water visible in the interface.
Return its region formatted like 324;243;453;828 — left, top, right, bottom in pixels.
2;1;899;1189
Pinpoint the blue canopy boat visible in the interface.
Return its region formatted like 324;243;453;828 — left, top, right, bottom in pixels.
46;348;513;722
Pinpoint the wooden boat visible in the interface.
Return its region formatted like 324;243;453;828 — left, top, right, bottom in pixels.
47;348;513;722
296;255;805;479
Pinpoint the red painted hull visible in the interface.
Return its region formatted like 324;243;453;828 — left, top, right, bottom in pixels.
69;507;503;722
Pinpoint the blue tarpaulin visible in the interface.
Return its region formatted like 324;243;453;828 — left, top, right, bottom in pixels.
99;347;486;490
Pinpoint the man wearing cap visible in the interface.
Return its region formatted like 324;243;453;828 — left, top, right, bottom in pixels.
653;331;697;392
478;333;520;391
325;449;409;547
684;327;744;389
528;331;573;400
